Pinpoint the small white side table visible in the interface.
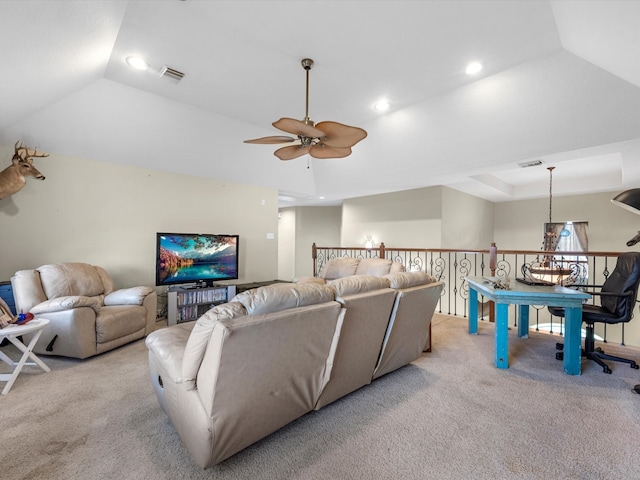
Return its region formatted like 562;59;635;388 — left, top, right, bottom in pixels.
0;318;51;395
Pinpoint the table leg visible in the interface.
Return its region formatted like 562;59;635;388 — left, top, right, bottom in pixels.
7;331;51;372
563;306;582;375
469;288;478;334
0;349;15;367
1;330;50;395
517;304;529;338
495;303;509;368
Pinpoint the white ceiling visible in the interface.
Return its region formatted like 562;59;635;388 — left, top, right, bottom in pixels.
2;0;640;207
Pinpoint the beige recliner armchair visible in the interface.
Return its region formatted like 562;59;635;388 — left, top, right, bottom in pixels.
11;262;157;359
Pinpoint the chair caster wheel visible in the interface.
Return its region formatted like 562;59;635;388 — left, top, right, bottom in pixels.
603;366;612;374
631;363;639;370
555;352;564;361
555;343;564;351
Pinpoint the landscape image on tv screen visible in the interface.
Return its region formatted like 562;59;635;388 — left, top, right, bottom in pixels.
156;233;239;286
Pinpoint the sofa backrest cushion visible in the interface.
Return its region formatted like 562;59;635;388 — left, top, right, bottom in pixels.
373;280;444;379
37;263;105;299
233;283;335;315
196;301;343;464
319;257;360;280
94;266;115;295
11;269;48;312
328;275;391;297
181;301;248;389
389;261;406;274
354;258;392;276
384;271;436;289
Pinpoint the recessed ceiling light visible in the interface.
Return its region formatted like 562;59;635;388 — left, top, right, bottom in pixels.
465;62;483;75
126;56;149;71
374;100;390;112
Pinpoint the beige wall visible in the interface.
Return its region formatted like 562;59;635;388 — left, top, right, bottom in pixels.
0;144;279;289
278;206;341;279
277;209;296;281
442;187;494;249
341;187;444;248
296;206;342;278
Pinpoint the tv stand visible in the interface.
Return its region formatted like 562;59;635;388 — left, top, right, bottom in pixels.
167;284;236;325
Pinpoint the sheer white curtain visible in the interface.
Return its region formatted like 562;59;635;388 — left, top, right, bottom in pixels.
554;222;588;252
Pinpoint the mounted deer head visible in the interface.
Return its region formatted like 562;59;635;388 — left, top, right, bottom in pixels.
0;141;49;200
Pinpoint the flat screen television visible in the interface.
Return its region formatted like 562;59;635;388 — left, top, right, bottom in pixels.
156;233;239;287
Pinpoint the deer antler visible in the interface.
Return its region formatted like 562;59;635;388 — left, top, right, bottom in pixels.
14;140;49;162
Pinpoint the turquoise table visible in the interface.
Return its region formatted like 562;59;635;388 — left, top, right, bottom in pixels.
465;276;591;375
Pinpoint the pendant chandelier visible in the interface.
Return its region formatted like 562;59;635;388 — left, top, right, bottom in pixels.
521;166;575;285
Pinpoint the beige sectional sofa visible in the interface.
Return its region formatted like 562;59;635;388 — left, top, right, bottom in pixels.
299;256;439;352
145;272;443;468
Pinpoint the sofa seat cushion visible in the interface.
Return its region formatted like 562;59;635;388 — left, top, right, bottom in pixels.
319;257;360;280
233;283;334;315
38;263;105;298
96;305;147;344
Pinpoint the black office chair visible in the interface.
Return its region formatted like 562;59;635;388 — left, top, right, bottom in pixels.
549;252;640;374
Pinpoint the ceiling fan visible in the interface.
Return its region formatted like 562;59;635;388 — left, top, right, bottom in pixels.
244;58;367;160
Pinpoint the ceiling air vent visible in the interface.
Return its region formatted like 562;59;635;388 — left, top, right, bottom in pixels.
518;159;544;168
159;65;185;83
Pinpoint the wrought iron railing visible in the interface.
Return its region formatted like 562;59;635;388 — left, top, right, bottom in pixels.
311;243;635;346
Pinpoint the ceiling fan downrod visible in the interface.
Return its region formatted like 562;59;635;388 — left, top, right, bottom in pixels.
301;58;314;127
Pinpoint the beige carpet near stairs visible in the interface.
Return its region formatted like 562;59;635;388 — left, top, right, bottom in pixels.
2;314;640;480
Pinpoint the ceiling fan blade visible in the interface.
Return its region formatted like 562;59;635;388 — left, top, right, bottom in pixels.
244;136;296;144
273;118;326;138
274;145;312;161
315;121;367;148
309;144;352;159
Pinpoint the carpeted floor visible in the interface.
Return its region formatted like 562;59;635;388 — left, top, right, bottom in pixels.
1;314;640;480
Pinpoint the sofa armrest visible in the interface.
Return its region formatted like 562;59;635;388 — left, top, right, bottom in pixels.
30;295;102;315
146;323;195;384
104;286;154;306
